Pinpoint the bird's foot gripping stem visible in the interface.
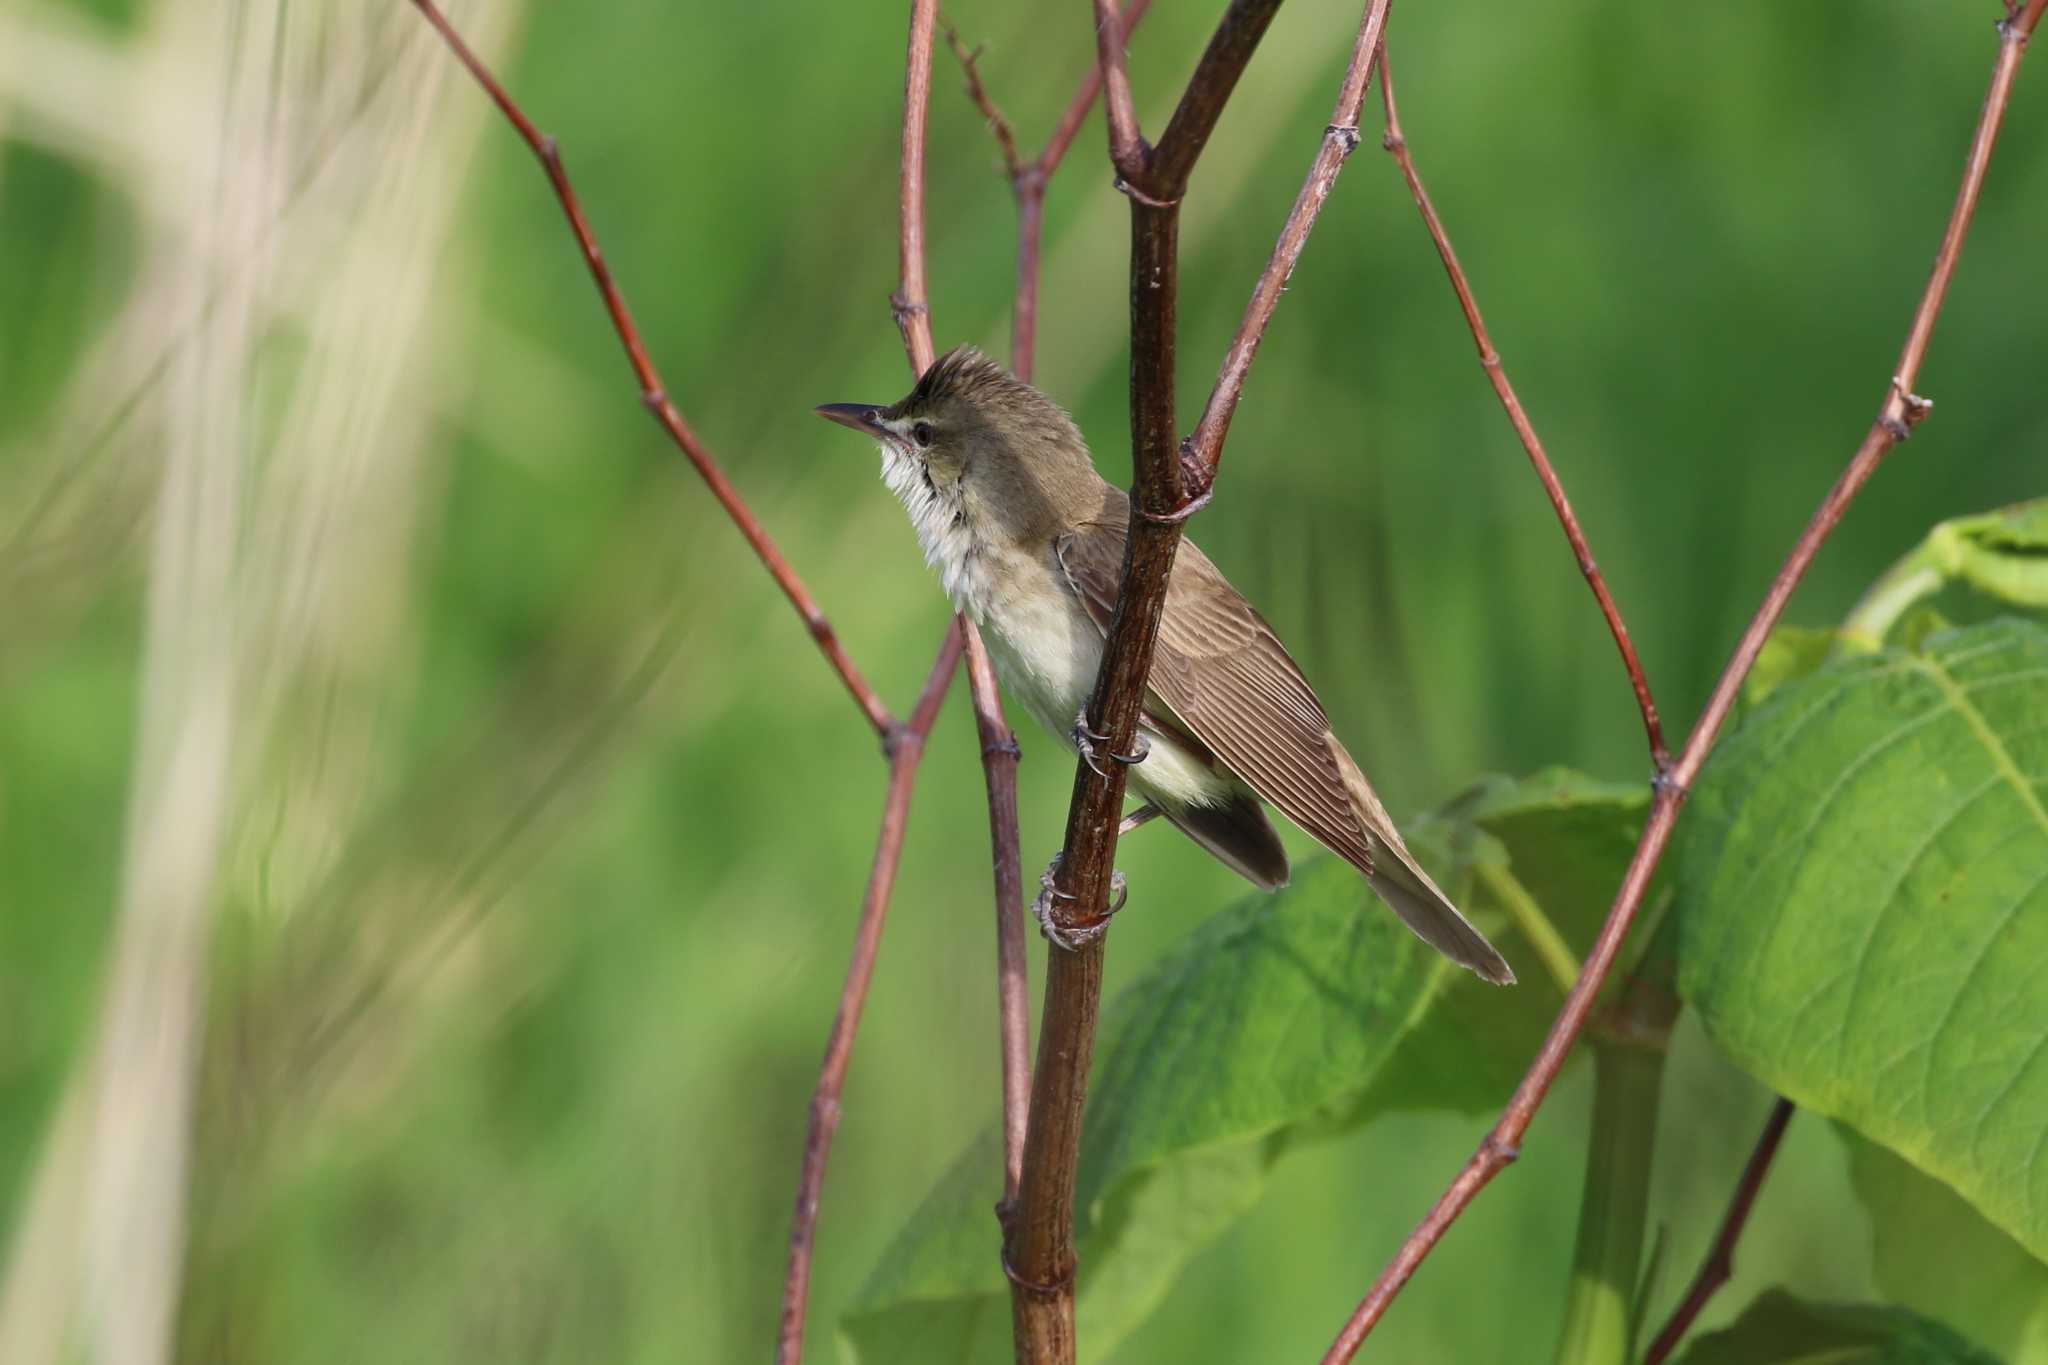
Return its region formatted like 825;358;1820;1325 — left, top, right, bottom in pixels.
1071;707;1149;779
1030;852;1127;952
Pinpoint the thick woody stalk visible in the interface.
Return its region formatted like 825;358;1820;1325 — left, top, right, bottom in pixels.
1321;7;2047;1356
1011;1;1422;1358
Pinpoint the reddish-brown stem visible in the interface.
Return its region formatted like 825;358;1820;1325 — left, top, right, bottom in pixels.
1042;0;1156;179
1374;45;1668;769
1091;0;1148;178
948;0;1155;381
406;0;895;739
1320;10;2044;1358
964;623;1031;1200
895;0;940;374
1008;3;1294;1359
776;625;964;1365
1642;1099;1796;1365
1181;0;1390;494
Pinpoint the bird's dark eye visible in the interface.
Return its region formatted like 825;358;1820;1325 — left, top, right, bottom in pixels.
912;421;934;446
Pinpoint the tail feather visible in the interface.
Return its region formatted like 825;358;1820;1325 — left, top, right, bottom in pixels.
1364;849;1517;986
1162;793;1290;892
1327;739;1516;986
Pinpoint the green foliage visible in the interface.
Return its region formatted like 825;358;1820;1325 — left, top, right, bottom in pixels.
1674;1291;2000;1365
842;858;1456;1362
1843;1127;2048;1363
848;766;1660;1358
1678;620;2048;1261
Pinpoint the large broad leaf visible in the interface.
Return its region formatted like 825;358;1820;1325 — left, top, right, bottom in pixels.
1841;1126;2048;1363
840;857;1455;1363
1674;1291;2001;1365
1678;620;2048;1261
843;768;1655;1360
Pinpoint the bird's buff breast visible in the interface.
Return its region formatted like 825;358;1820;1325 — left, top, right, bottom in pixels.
877;443;1225;809
967;543;1229;813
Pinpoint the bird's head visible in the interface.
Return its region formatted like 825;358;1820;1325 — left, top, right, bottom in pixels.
815;346;1098;544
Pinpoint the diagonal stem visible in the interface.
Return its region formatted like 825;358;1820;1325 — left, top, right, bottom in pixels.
1640;1098;1796;1365
1320;7;2047;1357
406;0;896;738
1374;44;1668;770
775;624;964;1365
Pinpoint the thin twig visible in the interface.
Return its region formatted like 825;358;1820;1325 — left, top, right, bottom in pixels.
1641;1099;1796;1365
945;0;1156;379
1091;0;1147;178
776;625;965;1365
1042;0;1156;179
403;5;967;1359
943;25;1023;178
779;5;967;1359
895;0;940;374
1180;0;1391;494
406;0;896;738
1374;46;1668;770
1320;8;2046;1356
963;623;1031;1201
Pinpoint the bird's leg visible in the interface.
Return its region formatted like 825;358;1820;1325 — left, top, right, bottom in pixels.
1118;803;1163;836
1071;706;1150;779
1030;851;1128;951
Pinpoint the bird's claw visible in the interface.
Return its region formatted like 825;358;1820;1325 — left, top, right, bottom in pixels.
1030;853;1128;951
1071;707;1148;778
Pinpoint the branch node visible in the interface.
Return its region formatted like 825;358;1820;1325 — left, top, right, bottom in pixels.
1481;1133;1521;1167
1113;174;1182;209
1001;1247;1076;1300
1325;123;1363;154
1135;486;1213;526
983;733;1022;760
881;723;921;761
889;292;930;327
537;132;560;165
640;386;667;414
1883;376;1934;440
1651;766;1688;800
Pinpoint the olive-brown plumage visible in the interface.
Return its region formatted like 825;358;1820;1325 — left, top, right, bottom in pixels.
818;347;1513;984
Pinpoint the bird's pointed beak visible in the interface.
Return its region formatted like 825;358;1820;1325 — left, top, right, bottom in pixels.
814;403;885;434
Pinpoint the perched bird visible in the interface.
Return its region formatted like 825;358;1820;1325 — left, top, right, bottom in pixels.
817;347;1513;985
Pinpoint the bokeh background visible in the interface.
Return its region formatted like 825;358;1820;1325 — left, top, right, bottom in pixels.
2;0;2044;1360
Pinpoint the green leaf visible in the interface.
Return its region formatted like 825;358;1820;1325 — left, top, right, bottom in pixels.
843;766;1659;1362
840;857;1455;1364
1673;1290;2001;1365
1845;500;2048;647
1678;620;2048;1261
1841;1126;2048;1363
1747;625;1850;704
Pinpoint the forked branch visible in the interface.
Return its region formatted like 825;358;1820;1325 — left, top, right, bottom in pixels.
1321;7;2047;1357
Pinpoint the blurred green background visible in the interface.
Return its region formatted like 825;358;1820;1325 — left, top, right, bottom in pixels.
1;0;2043;1360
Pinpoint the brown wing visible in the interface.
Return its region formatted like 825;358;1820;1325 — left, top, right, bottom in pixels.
1052;511;1377;879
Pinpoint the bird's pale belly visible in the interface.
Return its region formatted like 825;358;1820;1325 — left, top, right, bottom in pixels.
971;553;1231;813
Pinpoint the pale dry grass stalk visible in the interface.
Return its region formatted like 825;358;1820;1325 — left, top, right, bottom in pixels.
0;3;522;1360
